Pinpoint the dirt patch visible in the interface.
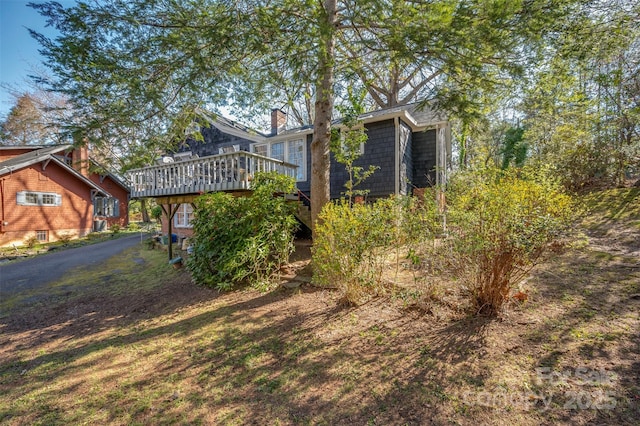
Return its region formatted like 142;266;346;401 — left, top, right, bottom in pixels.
0;226;638;425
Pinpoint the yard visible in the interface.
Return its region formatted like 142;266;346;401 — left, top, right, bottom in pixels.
0;189;638;425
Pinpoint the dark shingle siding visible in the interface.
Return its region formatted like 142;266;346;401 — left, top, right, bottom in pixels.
175;115;439;200
330;119;396;199
181;126;254;157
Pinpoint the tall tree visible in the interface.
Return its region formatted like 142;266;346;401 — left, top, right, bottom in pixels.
519;0;640;188
31;0;342;233
309;0;337;234
30;0;587;229
0;92;66;145
1;94;44;145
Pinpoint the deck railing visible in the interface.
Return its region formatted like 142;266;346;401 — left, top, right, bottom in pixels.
128;151;298;198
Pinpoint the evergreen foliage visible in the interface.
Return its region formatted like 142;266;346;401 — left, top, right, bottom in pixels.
187;172;298;290
501;126;527;169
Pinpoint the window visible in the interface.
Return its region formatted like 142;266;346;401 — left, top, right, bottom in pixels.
340;130;365;155
218;144;240;154
251;139;307;182
41;193;57;205
253;143;268;157
36;230;48;242
26;193;39;204
94;197;120;217
174;204;194;228
270;142;285;162
288;139;305;181
17;191;62;206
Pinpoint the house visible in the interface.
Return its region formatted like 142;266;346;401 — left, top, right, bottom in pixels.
0;144;130;248
128;103;450;239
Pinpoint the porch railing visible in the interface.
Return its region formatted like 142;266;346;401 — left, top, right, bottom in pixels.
128;151;298;198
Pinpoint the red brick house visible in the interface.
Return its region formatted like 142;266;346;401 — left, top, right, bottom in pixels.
0;144;130;248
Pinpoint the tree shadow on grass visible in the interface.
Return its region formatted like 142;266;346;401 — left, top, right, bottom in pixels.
514;249;640;424
2;241;638;425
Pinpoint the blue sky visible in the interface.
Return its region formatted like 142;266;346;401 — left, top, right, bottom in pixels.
0;0;76;117
0;0;245;126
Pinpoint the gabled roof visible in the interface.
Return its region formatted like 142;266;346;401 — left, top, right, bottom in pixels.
0;144;71;173
197;109;266;142
358;103;447;129
89;158;131;191
0;145;113;197
202;102;448;143
0;144;54;151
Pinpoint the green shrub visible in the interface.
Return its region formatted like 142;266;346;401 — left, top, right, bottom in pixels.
110;224;121;234
446;167;575;314
150;205;163;223
313;196;439;305
127;222;140;232
86;232;104;241
187;172;298;290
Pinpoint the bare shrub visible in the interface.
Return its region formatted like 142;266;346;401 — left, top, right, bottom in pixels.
24;235;39;249
58;232;73;244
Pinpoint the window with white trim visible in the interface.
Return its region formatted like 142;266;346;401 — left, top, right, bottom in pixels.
94;197;120;217
251;139;307;182
287;139;305;181
36;230;48;242
253;143;267;157
340;129;365;155
174;204;194;228
17;191;62;206
271;142;285;162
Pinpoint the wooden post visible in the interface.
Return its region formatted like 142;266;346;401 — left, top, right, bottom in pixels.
161;203;180;262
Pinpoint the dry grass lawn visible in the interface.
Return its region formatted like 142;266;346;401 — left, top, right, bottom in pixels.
0;189;639;425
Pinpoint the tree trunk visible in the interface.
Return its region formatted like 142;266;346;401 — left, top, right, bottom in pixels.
310;0;337;238
140;198;150;223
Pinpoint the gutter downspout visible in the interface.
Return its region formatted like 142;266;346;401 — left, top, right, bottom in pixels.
394;117;400;196
0;178;5;233
436;124;447;233
435;124;441;187
0;169;11;233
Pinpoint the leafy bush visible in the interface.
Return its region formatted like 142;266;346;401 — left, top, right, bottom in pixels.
446;167;575;314
110;224;121;234
150;205;163;223
313;196;440;305
127;222;140;232
187;172;298;290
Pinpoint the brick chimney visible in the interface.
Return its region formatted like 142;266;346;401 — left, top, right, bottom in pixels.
72;145;90;177
271;109;287;135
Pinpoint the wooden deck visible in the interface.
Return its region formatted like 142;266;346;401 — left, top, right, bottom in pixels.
128;151;298;199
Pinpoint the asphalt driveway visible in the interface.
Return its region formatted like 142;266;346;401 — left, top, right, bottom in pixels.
0;234;148;299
